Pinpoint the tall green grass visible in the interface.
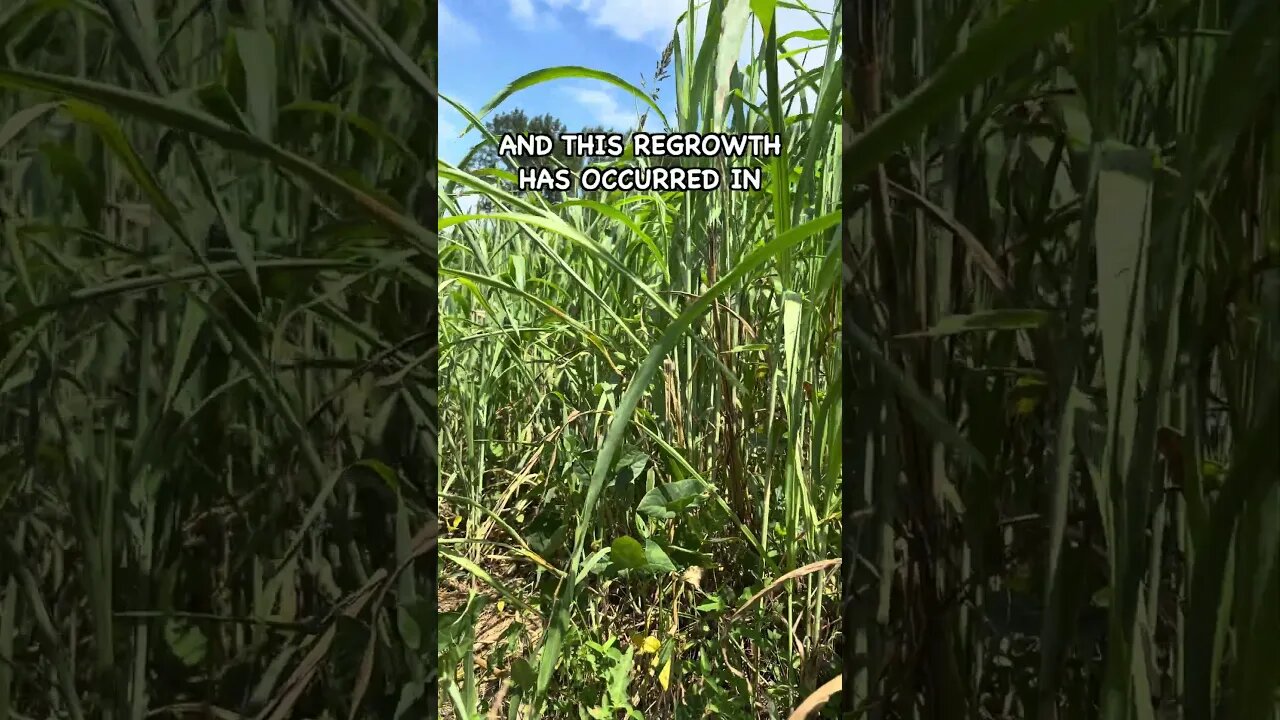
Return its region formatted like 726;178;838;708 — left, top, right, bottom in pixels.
0;1;435;718
845;0;1278;717
439;1;842;717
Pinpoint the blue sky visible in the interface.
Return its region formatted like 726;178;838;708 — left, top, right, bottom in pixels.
438;1;684;166
438;1;835;167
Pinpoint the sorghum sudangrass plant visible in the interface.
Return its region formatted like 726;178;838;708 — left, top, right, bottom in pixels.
439;1;841;717
0;1;436;718
845;0;1278;718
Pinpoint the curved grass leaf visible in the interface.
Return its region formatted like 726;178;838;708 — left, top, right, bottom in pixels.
0;68;436;258
468;66;670;135
845;0;1109;182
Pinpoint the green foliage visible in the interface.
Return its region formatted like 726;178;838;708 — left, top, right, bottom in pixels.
610;536;649;571
440;1;842;717
0;1;435;718
846;0;1280;718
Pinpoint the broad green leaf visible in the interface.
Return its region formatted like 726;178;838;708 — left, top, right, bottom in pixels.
644;541;677;574
637;479;706;520
610;536;648;571
163;619;207;667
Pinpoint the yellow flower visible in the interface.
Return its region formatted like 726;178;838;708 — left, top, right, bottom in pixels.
631;634;661;655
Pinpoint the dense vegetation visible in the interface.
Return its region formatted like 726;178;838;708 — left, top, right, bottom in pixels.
844;0;1279;718
439;1;842;717
0;1;436;718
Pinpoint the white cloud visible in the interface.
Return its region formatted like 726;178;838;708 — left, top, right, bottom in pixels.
567;88;639;130
509;0;562;30
509;0;536;22
440;1;480;44
504;1;835;112
505;0;836;54
577;0;687;47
